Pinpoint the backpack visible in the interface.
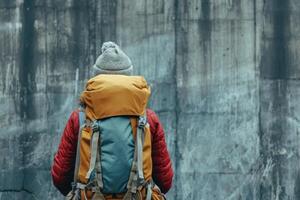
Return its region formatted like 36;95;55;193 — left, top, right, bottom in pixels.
66;74;165;200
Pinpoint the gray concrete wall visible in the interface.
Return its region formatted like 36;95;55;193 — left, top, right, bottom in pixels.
0;0;299;199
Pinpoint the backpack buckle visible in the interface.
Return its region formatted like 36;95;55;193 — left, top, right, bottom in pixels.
92;121;99;132
138;116;147;128
71;182;77;191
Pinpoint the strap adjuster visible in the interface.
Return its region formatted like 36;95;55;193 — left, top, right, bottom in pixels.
71;181;77;191
92;121;99;132
138;116;147;128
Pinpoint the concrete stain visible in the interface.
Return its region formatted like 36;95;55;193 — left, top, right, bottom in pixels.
174;1;187;199
70;0;82;72
260;0;291;79
99;0;117;45
198;0;211;90
258;2;293;198
19;0;36;120
87;0;96;77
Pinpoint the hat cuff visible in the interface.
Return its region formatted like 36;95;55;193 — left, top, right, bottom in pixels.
93;65;133;75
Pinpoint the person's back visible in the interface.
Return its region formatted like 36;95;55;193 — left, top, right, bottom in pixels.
51;42;173;200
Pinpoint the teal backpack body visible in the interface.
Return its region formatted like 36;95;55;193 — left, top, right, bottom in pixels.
98;116;134;194
79;113;135;194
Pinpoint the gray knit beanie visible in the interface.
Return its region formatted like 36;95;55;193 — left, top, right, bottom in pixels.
92;41;133;75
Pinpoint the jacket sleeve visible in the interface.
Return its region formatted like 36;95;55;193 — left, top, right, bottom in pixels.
51;111;79;196
147;109;174;194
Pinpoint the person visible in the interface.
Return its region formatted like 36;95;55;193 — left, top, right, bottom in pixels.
51;42;173;198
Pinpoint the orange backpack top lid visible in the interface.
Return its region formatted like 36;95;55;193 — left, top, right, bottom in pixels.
80;74;151;120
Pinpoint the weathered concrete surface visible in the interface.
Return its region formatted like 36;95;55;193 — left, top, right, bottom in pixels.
175;1;259;199
257;0;300;199
0;0;300;199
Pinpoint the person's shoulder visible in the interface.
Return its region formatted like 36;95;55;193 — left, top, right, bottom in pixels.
70;109;80;117
146;108;157;119
67;109;80;123
146;108;155;115
146;108;162;126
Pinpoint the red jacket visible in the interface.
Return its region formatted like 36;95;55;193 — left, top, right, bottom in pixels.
51;109;173;195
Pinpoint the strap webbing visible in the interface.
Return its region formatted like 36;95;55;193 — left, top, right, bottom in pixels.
146;182;152;200
126;127;138;195
123;115;148;200
86;122;100;179
137;125;144;180
137;115;147;181
131;163;138;193
76;183;106;200
76;182;87;190
95;144;103;189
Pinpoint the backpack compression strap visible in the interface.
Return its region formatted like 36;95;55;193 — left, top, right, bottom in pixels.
137;114;153;200
86;121;100;180
123;114;153;200
137;115;146;181
86;121;104;192
77;119;106;200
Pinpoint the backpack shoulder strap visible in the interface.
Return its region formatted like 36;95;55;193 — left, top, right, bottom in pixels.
124;112;152;199
72;110;86;189
137;113;147;181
